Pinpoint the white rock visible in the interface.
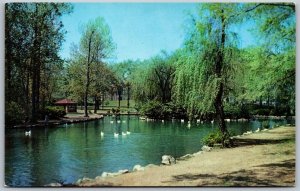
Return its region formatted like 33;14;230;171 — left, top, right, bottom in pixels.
202;145;212;152
133;164;145;171
161;155;176;165
193;151;203;156
101;172;109;177
44;183;62;187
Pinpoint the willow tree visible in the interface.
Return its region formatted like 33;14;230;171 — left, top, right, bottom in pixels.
174;4;245;146
76;17;115;117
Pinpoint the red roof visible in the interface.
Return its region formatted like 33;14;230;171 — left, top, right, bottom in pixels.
55;99;77;105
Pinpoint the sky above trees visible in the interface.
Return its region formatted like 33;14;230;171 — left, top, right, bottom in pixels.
59;3;255;62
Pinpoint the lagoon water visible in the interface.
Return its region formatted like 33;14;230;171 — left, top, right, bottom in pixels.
5;115;290;186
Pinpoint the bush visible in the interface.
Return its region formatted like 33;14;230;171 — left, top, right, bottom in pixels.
39;106;66;120
5;101;25;126
202;129;223;147
140;100;163;119
224;103;250;119
111;108;120;115
251;108;270;116
139;101;185;119
261;121;269;129
224;104;241;119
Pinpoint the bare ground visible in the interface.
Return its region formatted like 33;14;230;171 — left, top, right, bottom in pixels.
76;126;295;187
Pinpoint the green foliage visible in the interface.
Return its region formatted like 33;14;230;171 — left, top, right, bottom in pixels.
261;121;269;129
111;108;120;115
130;52;175;104
139;101;185;119
224;104;251;119
39;106;66;119
5;3;73;123
5;101;25;126
139;100;164;119
202;129;224;147
252;108;270;116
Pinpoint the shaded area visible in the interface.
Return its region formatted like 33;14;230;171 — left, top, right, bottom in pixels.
167;159;295;186
231;138;293;147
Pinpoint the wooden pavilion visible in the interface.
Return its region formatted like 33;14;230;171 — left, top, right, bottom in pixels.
55;99;77;113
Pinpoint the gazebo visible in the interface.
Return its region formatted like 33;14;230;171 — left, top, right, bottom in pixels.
55;99;77;113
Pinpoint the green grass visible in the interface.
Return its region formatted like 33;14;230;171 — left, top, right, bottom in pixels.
104;100;136;108
72;100;138;115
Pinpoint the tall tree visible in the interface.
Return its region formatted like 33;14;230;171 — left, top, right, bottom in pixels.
174;4;244;146
5;3;72;123
74;17;115;117
242;3;295;114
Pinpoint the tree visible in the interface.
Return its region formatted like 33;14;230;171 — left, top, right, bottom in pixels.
130;52;175;105
174;4;244;146
242;3;295;115
90;62;117;113
111;60;136;108
75;17;115;117
5;3;73;123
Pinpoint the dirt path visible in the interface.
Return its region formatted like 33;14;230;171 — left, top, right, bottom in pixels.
76;126;295;187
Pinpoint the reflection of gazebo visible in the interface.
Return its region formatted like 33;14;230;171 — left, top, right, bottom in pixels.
55;99;77;113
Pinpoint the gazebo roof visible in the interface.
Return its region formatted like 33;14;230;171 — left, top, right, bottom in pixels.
55;99;77;105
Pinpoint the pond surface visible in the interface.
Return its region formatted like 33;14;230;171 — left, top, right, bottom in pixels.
5;115;291;186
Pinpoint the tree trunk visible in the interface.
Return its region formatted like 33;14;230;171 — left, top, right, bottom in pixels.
118;86;122;108
127;85;130;109
94;95;99;114
84;30;95;117
214;9;228;147
259;96;262;107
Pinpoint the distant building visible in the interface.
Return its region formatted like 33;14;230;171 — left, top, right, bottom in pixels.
55;99;77;113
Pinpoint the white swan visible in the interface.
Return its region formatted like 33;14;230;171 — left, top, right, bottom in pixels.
126;131;131;135
181;119;184;123
211;120;214;124
114;132;118;138
110;121;114;124
187;123;191;128
122;132;127;136
117;120;121;123
100;131;104;136
162;120;164;123
255;128;260;133
196;119;200;123
122;120;126;123
25;130;31;136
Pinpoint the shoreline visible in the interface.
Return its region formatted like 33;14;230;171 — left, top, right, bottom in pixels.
69;125;295;187
7;114;294;129
10;114;104;129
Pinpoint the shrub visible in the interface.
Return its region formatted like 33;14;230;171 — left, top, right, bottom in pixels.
224;104;241;119
202;129;223;147
139;101;185;119
39;106;66;119
111;108;120;115
5;101;25;126
252;108;270;116
140;100;163;119
261;121;269;129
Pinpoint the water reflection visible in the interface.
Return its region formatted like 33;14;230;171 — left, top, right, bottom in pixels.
5;116;292;186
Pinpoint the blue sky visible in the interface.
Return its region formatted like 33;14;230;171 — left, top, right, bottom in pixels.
59;3;255;62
